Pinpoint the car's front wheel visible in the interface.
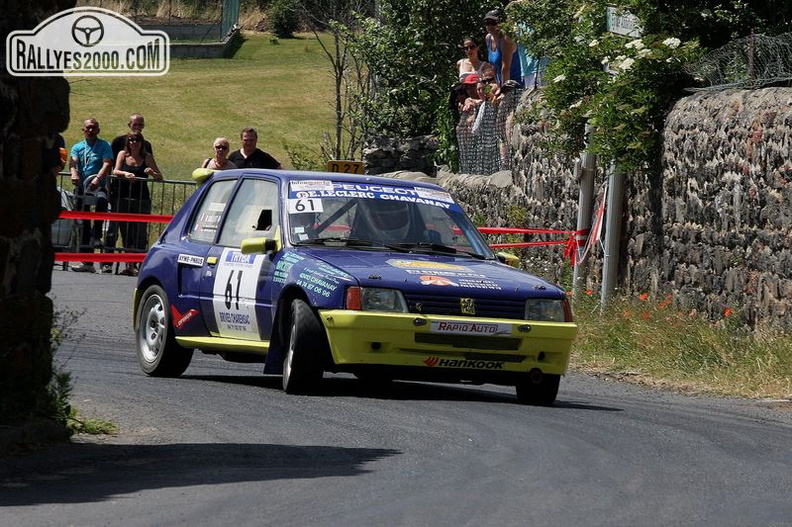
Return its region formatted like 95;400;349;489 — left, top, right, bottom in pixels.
515;370;560;406
282;299;325;394
136;284;193;377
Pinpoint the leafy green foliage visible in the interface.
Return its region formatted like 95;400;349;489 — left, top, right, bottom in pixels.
268;0;298;38
508;0;792;172
346;0;494;139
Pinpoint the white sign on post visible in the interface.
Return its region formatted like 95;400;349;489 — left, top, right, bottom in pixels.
606;6;642;37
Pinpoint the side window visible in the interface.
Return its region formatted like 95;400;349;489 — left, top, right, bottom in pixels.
188;180;235;243
218;179;280;247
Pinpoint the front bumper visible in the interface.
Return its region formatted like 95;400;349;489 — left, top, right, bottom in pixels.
319;310;577;378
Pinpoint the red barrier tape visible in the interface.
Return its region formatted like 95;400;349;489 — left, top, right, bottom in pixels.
479;227;575;236
56;211;168;263
479;227;590;266
55;213;590;265
55;252;146;263
59;210;174;223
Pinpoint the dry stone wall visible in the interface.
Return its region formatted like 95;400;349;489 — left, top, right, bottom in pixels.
662;89;792;328
428;88;792;329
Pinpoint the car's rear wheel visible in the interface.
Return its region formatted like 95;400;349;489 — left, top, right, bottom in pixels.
136;284;193;377
515;370;560;406
283;299;325;394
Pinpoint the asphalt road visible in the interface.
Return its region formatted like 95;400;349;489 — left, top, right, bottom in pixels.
1;269;791;526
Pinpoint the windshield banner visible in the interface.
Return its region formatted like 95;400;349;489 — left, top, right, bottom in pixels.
289;180;458;211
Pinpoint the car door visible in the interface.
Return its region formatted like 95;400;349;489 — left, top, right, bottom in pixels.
199;178;280;341
174;178;236;335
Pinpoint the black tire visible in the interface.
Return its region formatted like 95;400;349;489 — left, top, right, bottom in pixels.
515;371;560;406
136;284;193;377
282;299;326;394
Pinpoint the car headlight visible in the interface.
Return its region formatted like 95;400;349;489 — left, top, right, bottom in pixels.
345;286;408;312
525;298;570;322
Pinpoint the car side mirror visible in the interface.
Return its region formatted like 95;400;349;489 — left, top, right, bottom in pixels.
241;236;281;255
496;251;520;267
191;168;216;185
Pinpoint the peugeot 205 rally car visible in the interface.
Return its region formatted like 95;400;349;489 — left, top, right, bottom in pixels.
133;169;577;405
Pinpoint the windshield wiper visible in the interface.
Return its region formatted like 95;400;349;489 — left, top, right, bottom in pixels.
395;242;487;259
294;237;410;252
294;237;374;247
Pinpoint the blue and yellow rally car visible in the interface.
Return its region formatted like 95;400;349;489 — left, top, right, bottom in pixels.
133;169;577;405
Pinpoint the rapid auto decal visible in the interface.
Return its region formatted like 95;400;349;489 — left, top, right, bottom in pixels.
430;321;512;336
211;248;265;338
423;357;505;369
288;180;457;210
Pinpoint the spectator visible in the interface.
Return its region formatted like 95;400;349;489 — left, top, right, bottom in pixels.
202;138;237;170
456;74;483;174
484;9;523;87
112;131;163;276
228;127;282;169
55;134;67;175
69;118;113;273
496;80;522;170
457;37;491;82
509;0;549;90
471;73;501;175
109;113;154;260
111;113;153;157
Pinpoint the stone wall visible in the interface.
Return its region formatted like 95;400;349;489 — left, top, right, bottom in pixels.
661;89;792;328
430;88;792;329
363;135;439;176
0;0;74;424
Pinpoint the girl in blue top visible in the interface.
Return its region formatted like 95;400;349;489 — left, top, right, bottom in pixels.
484;10;523;87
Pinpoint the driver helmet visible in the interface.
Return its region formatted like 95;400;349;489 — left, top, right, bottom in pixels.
368;200;410;231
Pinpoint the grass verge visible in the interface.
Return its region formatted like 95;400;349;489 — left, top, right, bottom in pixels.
571;292;792;399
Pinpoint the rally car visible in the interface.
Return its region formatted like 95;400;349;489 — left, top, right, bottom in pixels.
133;169;577;405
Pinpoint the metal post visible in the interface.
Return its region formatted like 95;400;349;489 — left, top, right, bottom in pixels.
601;161;624;307
572;145;596;295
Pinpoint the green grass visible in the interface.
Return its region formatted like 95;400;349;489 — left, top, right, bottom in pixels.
571;293;792;399
66;32;335;180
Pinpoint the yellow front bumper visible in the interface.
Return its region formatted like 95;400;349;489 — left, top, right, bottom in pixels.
319;310;577;376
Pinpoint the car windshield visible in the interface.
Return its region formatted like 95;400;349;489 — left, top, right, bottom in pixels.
286;180;495;259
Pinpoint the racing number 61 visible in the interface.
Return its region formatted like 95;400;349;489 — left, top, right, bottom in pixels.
225;270;243;310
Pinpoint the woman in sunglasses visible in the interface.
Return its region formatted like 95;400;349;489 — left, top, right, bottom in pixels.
457;37;491;82
112;131;163;275
483;10;523;87
202;137;237;170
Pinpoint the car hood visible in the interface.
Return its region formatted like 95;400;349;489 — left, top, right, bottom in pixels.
294;247;565;298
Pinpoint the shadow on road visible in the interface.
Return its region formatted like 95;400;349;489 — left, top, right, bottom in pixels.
0;442;399;506
181;374;624;412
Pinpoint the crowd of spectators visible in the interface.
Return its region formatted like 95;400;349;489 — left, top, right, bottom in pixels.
60;114;281;275
452;7;547;175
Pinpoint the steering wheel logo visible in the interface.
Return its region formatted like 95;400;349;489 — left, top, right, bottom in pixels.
71;15;104;47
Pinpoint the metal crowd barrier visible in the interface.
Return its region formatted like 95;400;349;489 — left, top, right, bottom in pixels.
54;172;196;268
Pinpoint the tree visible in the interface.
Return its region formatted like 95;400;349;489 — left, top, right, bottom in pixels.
346;0;492;140
296;0;376;162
